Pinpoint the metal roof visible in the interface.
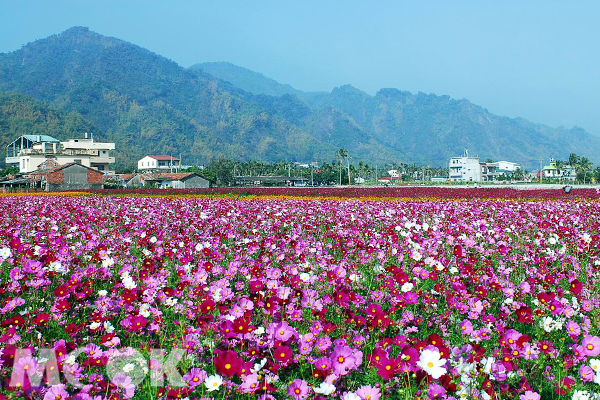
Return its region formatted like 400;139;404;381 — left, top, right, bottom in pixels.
20;135;60;143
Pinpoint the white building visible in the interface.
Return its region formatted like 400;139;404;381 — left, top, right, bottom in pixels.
5;133;115;173
449;152;482;182
495;161;522;174
137;155;181;171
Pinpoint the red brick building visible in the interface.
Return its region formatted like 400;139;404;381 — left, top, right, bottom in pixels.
28;161;104;191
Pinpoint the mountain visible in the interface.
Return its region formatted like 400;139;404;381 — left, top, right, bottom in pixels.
190;62;303;98
0;92;98;155
1;27;599;170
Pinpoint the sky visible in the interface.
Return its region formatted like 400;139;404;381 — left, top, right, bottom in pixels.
1;0;599;135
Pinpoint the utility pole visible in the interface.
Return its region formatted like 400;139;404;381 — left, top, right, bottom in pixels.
347;156;351;186
539;160;542;184
311;165;314;186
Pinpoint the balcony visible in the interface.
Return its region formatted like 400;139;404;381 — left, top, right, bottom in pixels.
90;156;115;164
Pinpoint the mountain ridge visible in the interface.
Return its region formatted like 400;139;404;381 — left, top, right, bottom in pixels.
0;26;598;170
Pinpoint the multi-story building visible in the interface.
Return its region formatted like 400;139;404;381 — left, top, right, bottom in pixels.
450;151;522;182
449;152;482;182
543;159;576;180
137;155;182;171
5;133;115;173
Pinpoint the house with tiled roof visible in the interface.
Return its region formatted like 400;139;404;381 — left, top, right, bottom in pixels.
126;172;209;189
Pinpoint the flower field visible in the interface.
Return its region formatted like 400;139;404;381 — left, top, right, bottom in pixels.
0;194;599;399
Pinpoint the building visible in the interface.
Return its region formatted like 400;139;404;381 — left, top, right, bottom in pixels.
450;151;523;182
27;160;104;191
234;175;309;187
137;155;181;171
5;133;115;173
449;152;482;182
127;172;210;188
543;159;576;180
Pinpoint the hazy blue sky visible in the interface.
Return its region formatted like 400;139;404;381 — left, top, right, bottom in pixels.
1;0;599;134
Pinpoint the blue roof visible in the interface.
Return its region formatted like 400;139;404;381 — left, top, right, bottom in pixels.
20;135;60;143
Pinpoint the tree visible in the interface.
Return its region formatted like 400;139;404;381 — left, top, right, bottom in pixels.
336;148;348;185
512;168;524;181
568;153;580;169
554;160;565;183
576;157;593;183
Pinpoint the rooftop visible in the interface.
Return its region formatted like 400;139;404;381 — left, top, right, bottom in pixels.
147;155;180;161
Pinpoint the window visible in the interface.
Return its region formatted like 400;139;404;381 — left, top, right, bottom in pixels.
74;159;82;164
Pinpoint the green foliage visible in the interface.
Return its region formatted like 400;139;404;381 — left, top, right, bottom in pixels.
2;27;600;172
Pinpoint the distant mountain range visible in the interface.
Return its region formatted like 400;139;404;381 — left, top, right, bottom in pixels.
1;26;598;170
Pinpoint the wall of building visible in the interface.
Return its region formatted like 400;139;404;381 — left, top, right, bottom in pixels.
46;165;104;191
20;155;92;173
182;175;210;188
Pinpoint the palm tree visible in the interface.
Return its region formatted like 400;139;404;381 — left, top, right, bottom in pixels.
336;148;348;185
577;157;593;183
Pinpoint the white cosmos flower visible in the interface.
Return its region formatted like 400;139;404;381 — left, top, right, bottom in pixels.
416;349;447;379
590;359;600;373
313;382;336;395
299;273;311;282
89;322;101;330
401;282;414;292
0;247;12;259
98;290;108;297
572;390;591;400
123;363;135;373
204;374;223;391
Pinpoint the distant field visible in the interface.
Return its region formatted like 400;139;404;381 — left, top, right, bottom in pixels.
71;185;600;199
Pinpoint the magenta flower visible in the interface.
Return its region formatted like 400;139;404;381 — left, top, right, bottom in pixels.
331;345;357;376
427;383;446;399
288;379;311;400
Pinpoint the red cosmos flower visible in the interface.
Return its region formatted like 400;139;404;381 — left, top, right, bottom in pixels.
32;314;50;326
369;347;388;367
213;350;242;377
55;299;71;312
233;317;253;335
128;315;148;332
273;345;293;364
570;279;583;295
163;287;175;297
83;356;108;368
200;299;215;314
2;315;25;327
53;285;70;298
121;290;137;305
555;376;576;395
515;306;533;324
453;245;463;258
375;356;398;379
166;388;192;399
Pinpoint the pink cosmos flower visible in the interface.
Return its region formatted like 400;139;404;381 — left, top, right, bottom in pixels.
43;384;69;400
520;390;541;400
579;364;594;382
356;384;382;400
330;345;357;376
288;379;311;400
582;335;600;357
183;368;207;387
